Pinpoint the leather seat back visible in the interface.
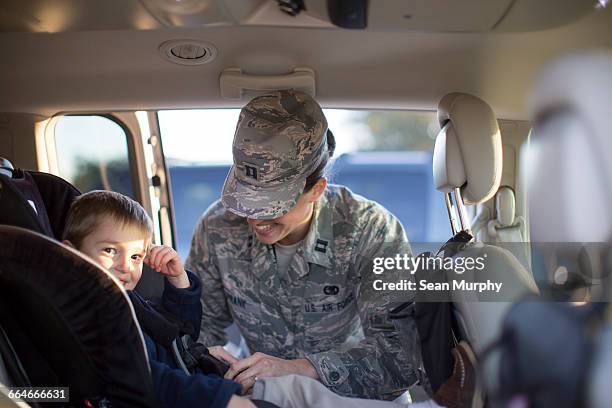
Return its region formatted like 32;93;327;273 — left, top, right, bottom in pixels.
434;92;502;205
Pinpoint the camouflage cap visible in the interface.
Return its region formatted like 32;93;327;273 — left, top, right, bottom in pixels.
222;90;329;220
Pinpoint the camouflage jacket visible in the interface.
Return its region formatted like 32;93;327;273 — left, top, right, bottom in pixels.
185;185;418;399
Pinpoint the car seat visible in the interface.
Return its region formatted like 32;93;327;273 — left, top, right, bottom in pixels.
0;159;164;301
0;161;80;240
0;225;159;407
0;161;161;406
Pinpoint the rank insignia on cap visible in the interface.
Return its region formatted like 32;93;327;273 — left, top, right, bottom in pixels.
244;164;258;180
314;239;328;253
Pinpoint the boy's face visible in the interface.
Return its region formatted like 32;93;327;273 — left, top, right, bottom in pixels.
77;222;148;290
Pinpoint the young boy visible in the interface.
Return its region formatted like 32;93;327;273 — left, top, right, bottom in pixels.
62;190;255;408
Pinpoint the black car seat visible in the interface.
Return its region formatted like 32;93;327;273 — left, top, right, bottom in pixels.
0;159;164;301
0;162;80;240
0;160;159;406
0;225;159;407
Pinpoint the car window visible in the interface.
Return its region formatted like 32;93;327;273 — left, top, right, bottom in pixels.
53;115;136;198
159;109;450;259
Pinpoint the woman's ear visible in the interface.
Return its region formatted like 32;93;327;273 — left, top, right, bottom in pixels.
308;177;327;202
62;240;75;248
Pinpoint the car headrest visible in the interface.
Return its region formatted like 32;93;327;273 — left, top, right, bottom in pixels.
433;92;503;205
528;51;612;243
496;187;516;227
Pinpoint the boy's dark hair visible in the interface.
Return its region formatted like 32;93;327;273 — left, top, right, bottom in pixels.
304;129;336;192
63;190;153;248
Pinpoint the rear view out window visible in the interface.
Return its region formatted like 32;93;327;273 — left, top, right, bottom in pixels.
54;115;135;198
159;109;450;259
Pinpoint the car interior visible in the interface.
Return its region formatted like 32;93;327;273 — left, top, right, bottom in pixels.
1;0;612;407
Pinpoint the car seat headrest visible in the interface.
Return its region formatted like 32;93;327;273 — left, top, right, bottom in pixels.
433;92;503;205
496;187;516;227
528;51;612;243
0;172;52;237
26;170;81;239
0;169;80;240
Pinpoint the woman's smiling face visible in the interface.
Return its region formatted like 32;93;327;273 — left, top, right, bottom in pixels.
247;178;327;246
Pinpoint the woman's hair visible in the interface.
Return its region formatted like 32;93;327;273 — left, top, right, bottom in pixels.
304;129;336;192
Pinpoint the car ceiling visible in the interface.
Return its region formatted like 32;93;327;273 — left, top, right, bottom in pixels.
0;0;611;119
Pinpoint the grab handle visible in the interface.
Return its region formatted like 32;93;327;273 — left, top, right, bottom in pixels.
220;67;315;100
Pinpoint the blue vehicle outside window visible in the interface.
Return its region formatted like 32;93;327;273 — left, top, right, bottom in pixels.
169;151;449;260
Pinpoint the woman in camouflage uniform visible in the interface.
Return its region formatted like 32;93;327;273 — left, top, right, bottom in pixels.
185;90;418;400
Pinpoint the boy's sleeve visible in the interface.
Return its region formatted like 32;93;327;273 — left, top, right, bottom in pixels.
161;271;203;338
149;352;241;408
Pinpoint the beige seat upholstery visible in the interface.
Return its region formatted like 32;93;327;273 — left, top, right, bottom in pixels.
527;51;612;408
470;187;527;239
434;93;502;205
484;187;530;270
488;187;523;240
433;93;538;354
469;204;491;242
463;168;531;272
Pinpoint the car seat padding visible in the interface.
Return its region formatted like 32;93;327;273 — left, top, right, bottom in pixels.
0;225;159;407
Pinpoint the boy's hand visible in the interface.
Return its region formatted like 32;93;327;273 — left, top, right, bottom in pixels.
144;245;189;289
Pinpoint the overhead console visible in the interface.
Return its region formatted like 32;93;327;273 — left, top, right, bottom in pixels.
306;0;596;32
0;0;598;34
139;0;599;32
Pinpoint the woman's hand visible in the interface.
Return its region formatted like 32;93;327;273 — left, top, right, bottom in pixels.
225;352;318;394
227;395;257;408
208;345;239;365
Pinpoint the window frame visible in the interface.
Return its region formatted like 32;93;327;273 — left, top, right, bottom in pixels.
49;114;141;202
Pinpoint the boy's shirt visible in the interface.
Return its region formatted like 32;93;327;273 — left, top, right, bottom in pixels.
129;271;241;408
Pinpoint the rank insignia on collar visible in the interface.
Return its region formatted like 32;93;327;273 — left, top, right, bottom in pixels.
314;239;328;253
